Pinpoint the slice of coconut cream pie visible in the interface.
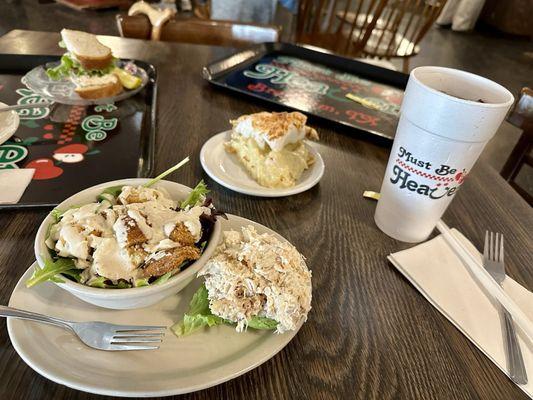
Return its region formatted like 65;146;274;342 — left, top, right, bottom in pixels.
224;111;319;188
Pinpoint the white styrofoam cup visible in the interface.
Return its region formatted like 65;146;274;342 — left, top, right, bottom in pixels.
375;66;514;243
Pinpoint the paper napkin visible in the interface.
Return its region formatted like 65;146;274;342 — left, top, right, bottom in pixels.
389;229;533;398
0;169;34;204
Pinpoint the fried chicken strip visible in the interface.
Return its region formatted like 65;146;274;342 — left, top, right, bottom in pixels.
142;246;200;278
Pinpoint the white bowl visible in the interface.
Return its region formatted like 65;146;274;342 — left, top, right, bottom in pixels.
34;178;221;310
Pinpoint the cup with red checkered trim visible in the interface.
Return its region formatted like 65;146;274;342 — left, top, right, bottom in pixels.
375;66;514;243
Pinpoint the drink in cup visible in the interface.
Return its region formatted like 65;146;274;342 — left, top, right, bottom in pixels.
375;66;514;243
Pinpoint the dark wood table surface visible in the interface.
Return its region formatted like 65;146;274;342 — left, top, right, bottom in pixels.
0;30;531;400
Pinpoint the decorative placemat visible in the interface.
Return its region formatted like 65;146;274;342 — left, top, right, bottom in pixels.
0;55;156;208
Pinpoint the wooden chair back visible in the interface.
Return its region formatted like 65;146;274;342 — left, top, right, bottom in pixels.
295;0;389;58
191;0;210;19
359;0;447;59
501;87;533;205
127;1;175;40
116;15;281;46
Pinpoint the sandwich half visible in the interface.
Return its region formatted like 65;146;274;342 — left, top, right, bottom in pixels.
61;29;113;71
47;29;124;99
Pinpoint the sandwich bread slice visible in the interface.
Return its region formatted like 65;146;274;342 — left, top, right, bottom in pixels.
61;29;113;70
73;74;123;99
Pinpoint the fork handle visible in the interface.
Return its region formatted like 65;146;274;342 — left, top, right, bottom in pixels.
0;305;72;331
0;102;54;113
501;307;528;385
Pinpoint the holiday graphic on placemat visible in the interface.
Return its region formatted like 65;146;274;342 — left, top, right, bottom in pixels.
0;73;152;207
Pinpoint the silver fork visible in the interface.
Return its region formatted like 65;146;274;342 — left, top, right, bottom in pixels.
1;305;165;351
0;102;54;113
483;232;528;385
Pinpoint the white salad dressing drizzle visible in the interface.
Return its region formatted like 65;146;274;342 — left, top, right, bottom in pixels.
47;185;211;284
91;237;138;281
55;225;89;260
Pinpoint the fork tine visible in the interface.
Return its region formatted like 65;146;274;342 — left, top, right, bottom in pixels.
483;231;489;260
500;233;503;263
113;325;166;332
108;344;159;351
113;332;165;338
492;232;500;261
112;337;163;343
490;231;495;261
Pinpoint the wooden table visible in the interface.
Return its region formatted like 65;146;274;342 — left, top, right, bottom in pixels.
0;30;531;400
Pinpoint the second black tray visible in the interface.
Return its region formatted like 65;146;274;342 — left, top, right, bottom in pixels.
0;54;157;208
203;42;408;141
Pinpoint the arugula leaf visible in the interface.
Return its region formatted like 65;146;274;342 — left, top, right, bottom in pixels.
50;209;63;223
144;157;189;188
88;276;131;289
171;284;224;337
26;258;77;288
153;272;172;285
134;278;150;287
181;180;209;209
97;185;123;202
88;276;107;288
61;268;82;282
247;316;278;330
116;280;132;289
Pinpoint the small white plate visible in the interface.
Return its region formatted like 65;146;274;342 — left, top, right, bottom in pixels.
200;131;325;197
0;102;20;145
7;215;303;397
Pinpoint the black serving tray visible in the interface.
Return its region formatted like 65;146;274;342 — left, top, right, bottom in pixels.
203;42;408;141
0;54;157;209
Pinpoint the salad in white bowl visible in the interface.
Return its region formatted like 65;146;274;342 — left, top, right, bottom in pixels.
29;158;224;309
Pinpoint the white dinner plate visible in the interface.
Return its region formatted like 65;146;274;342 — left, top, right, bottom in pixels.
200;131;325;197
7;215;303;397
0;101;20;145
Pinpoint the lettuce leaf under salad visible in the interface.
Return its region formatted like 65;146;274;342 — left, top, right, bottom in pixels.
171;284;278;337
28;158;222;289
171;284;224;336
